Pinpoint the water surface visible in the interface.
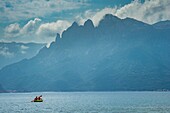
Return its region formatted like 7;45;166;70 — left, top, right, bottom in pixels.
0;92;170;113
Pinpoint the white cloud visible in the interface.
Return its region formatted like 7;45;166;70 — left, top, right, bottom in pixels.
20;45;29;50
37;20;71;37
21;18;41;34
4;18;45;45
76;0;170;25
4;18;71;44
20;45;29;54
0;47;14;58
5;18;41;38
4;23;21;37
76;8;117;26
115;0;170;24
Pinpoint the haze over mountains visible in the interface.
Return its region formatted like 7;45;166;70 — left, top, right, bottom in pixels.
0;14;170;92
0;42;45;69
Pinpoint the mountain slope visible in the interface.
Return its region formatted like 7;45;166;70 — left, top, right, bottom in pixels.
0;84;6;93
0;42;45;69
0;14;170;91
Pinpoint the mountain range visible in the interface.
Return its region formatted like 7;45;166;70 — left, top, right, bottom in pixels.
0;14;170;92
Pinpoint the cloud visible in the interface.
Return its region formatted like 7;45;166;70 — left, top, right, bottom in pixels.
4;18;71;44
76;0;170;26
115;0;170;24
75;8;117;26
0;0;87;22
4;18;45;44
5;18;41;38
20;45;29;50
20;45;29;54
0;47;14;58
4;23;21;37
37;20;71;37
21;18;41;34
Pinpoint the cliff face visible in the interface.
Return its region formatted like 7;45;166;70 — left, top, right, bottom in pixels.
0;14;170;91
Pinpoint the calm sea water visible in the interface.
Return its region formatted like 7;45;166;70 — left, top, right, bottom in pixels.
0;92;170;113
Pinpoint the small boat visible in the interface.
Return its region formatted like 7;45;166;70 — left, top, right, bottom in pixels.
31;95;43;102
32;99;43;102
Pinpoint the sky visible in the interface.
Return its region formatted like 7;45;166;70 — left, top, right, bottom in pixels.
0;0;170;45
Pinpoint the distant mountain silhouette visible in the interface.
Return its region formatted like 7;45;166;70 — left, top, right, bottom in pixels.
0;42;45;69
0;14;170;91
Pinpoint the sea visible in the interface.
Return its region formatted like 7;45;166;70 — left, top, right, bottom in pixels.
0;92;170;113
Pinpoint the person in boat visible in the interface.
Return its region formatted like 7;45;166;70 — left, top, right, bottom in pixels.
34;96;38;101
37;95;42;100
32;95;43;102
31;95;43;102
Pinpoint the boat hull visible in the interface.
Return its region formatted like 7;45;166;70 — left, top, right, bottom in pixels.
31;100;43;102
